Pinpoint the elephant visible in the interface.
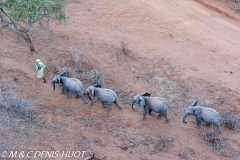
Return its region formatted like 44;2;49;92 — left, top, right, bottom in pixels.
52;75;88;104
85;85;122;111
130;94;177;122
182;101;222;133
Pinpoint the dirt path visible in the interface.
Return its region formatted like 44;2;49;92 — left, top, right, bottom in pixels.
59;0;240;93
138;0;240;92
0;0;240;159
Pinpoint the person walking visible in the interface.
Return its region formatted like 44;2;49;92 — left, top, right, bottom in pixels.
36;59;47;83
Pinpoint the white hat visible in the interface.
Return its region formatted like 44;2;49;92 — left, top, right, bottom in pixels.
36;59;40;62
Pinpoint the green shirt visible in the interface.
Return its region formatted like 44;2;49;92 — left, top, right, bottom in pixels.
36;62;46;78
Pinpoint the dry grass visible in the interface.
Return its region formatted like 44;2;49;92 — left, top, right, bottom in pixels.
74;114;177;155
53;103;83;117
110;82;134;105
178;147;197;160
128;56;234;114
81;68;108;87
200;132;240;157
154;137;174;153
0;81;41;123
119;38;131;56
200;132;225;150
0;82;72;159
0;35;239;159
224;0;240;12
68;42;110;87
71;43;89;73
220;113;240;132
73;133;91;150
0;105;54;160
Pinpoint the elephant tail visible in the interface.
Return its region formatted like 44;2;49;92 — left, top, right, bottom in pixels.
160;98;178;116
116;97;125;101
169;107;178;116
115;93;125;101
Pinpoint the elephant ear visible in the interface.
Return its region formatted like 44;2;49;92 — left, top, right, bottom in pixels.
192;101;198;106
57;76;60;83
139;96;145;109
188;106;194;114
94;84;102;88
91;87;95;96
133;95;141;103
140;92;151;97
59;72;69;77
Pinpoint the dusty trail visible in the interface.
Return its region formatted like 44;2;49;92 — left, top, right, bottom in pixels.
60;0;240;93
0;0;240;159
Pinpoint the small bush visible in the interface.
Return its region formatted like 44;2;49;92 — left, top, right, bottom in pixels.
200;132;224;150
82;68;108;86
154;136;174;152
120;38;131;56
70;44;89;73
220;113;240;132
0;83;40;123
200;132;239;157
71;47;83;72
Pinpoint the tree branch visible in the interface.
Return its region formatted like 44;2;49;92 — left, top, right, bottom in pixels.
0;8;20;33
41;9;52;32
24;21;32;33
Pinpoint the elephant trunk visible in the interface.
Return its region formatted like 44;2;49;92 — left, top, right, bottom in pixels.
52;80;56;90
130;99;136;111
87;93;92;101
182;113;188;123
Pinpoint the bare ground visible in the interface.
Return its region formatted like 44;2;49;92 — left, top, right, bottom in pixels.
0;0;240;159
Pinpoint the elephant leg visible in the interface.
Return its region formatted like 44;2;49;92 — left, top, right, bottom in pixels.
77;91;88;104
205;123;211;127
75;92;80;98
195;116;201;128
149;109;154;117
157;112;162;119
89;96;98;106
142;107;148;119
61;87;65;94
114;100;122;110
66;90;71;99
163;111;169;123
107;103;112;111
214;122;222;134
101;101;107;108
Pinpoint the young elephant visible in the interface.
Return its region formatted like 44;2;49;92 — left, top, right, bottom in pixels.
52;75;88;104
130;94;177;122
85;86;122;111
182;101;222;133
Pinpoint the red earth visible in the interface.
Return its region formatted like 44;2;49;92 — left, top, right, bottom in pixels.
0;0;240;159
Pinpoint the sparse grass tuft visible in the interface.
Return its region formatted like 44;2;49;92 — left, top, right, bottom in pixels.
71;47;84;73
220;113;240;132
200;132;225;150
70;43;89;73
119;38;131;56
200;132;239;157
0;82;41;123
82;67;108;87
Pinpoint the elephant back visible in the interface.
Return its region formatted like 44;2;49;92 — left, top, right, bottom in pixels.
202;107;220;121
98;89;117;101
66;78;83;88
